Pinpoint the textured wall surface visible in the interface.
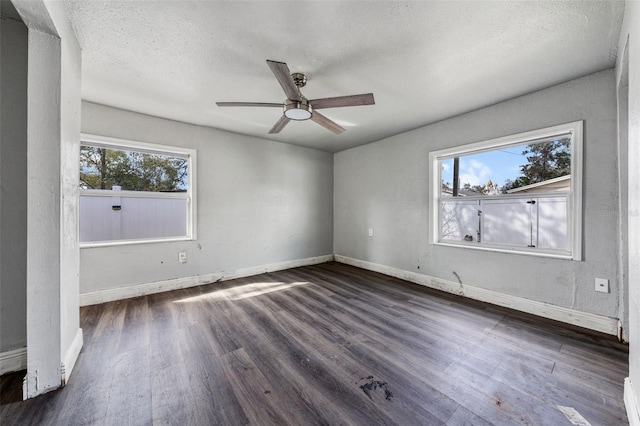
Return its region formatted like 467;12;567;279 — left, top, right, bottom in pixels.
335;69;620;319
618;0;640;414
25;28;64;395
0;5;28;353
10;0;83;396
80;102;334;294
51;0;82;374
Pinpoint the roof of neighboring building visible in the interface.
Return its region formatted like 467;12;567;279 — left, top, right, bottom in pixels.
506;175;571;194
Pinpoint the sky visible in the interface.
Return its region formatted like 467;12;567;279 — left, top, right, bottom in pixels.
441;144;528;190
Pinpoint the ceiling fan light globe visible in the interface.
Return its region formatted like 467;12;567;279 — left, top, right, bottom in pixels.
284;101;312;120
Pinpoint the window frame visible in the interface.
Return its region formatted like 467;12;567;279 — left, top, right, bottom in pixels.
79;133;197;247
428;121;583;260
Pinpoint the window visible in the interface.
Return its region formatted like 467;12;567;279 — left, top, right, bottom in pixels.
79;134;196;246
429;121;582;259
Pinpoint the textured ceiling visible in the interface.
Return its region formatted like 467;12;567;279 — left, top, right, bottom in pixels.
63;1;624;153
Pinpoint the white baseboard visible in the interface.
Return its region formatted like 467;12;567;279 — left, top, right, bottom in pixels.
0;347;27;375
80;254;334;306
334;255;619;336
61;328;83;385
626;378;640;426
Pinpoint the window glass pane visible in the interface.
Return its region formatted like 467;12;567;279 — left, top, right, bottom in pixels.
537;197;567;250
121;197;187;240
80;145;188;192
481;198;534;247
79;195;187;243
440;200;479;242
440;137;571;197
79;139;194;245
431;121;581;258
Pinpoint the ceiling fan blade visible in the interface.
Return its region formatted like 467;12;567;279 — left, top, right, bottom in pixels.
309;93;375;110
310;112;345;134
268;115;291;134
267;60;302;102
216;102;283;108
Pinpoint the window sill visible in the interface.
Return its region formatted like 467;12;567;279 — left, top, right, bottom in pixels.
434;241;576;261
80;236;193;249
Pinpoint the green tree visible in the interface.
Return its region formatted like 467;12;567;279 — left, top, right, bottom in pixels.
80;146;187;191
501;138;570;193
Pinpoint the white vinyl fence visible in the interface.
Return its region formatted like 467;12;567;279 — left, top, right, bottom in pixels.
440;195;567;250
80;187;188;243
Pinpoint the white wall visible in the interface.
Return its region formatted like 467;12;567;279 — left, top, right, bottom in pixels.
618;0;640;422
11;0;82;397
51;0;82;381
80;102;334;296
0;2;28;354
335;69;620;321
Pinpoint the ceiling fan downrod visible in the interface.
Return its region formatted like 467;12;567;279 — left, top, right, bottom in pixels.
291;72;307;89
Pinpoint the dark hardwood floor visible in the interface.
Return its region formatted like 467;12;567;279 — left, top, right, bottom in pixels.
1;262;629;425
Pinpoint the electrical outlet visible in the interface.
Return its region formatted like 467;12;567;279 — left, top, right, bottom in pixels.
368;228;374;237
178;252;187;264
595;278;609;293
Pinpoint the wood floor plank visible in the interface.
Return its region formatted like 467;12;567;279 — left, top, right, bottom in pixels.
178;324;249;425
90;299;127;346
79;302;105;344
235;295;402;425
215;297;365;424
274;311;453;424
442;360;573;425
148;292;188;371
49;341;115;425
117;296;151;354
220;347;297;425
480;351;628;425
1;262;629;425
149;364;189;425
103;347;152;425
446;405;493;426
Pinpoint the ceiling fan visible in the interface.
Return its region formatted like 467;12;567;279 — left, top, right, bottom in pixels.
216;60;375;135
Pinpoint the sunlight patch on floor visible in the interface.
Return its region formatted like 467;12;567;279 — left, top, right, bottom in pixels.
556;405;592;426
174;281;310;303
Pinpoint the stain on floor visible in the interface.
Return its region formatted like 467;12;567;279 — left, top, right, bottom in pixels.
357;376;393;401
